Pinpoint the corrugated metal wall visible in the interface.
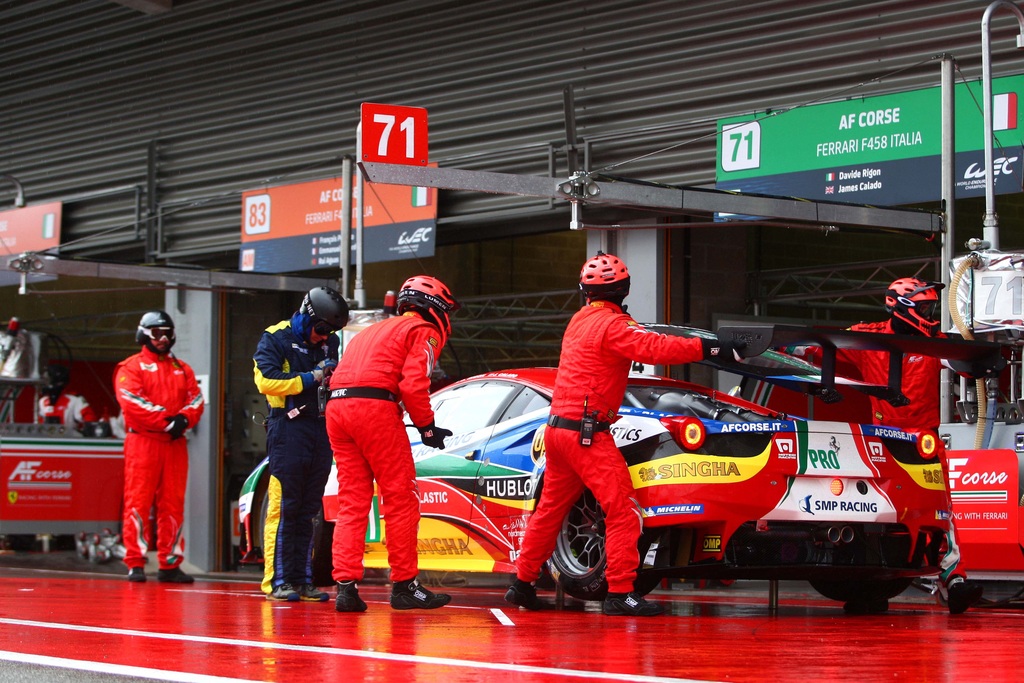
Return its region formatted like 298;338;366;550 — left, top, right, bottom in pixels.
2;0;1023;266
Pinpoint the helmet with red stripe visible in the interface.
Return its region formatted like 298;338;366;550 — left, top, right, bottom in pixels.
885;277;943;336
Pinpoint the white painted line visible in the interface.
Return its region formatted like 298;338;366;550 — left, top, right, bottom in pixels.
0;617;715;683
0;650;254;683
491;607;515;625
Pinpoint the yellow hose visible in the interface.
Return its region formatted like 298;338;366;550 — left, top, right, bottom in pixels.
948;254;986;449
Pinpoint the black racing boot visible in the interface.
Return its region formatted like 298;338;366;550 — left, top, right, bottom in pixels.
157;567;195;584
946;576;983;615
335;581;368;612
390;578;451;610
128;567;146;583
504;578;544;610
602;591;665;616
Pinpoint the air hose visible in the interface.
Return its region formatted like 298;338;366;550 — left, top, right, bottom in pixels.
948;254;990;449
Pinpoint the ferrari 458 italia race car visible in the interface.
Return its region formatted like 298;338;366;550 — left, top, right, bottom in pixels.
238;358;951;610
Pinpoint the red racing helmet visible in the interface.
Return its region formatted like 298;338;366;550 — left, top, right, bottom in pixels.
397;275;460;342
885;277;943;336
579;251;630;301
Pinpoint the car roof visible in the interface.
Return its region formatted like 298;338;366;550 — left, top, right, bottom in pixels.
451;367;782;418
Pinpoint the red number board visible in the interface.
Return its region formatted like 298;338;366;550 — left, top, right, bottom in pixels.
360;102;429;166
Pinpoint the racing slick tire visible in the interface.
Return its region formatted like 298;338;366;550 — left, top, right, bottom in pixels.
548;490;609;600
809;577;912;607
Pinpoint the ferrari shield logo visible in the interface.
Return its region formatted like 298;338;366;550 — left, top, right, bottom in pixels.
7;491;17;504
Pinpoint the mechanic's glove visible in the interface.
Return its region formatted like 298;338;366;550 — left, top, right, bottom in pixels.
314;359;338;384
301;371;318;389
418;422;453;449
164;414;189;440
701;336;746;362
947;355;1007;380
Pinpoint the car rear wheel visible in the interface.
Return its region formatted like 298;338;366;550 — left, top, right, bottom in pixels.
549;490;609;600
311;511;334;587
809;577;912;606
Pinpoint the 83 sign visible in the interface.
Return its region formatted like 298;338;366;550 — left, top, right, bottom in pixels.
360;102;428;166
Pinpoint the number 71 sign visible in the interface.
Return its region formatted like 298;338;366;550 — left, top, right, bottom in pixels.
360;102;429;166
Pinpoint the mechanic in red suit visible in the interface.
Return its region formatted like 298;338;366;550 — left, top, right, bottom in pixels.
505;252;744;616
794;278;987;614
253;286;347;603
38;363;98;433
327;275;459;612
114;310;204;583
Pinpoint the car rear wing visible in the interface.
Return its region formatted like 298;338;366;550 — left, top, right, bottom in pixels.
716;323;1005;407
642;324;890;405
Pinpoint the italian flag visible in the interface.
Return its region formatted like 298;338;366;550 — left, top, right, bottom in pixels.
825;172;835;181
994;92;1018;131
412;186;432;207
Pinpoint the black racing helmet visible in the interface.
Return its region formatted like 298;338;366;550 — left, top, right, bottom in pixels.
43;363;69;400
136;310;176;351
300;286;350;335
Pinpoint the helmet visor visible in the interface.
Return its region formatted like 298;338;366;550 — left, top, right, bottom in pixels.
914;300;938;321
148;326;174;342
313;320;339;336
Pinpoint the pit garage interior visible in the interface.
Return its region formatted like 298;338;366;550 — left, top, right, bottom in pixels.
2;0;1024;580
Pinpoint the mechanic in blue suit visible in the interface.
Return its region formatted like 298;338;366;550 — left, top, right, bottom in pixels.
253;286;348;602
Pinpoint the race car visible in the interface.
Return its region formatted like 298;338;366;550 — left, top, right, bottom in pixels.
237;360;951;610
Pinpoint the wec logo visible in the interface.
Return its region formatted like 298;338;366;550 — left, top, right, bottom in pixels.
964;156;1018;180
397;227;433;246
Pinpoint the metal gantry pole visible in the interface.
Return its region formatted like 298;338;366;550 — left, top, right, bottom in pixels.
980;0;1024;252
941;54;956;424
340;155;353;301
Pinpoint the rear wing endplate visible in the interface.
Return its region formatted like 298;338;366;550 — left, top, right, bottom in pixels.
717;323;1005;406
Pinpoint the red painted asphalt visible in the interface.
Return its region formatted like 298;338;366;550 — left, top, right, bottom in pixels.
0;559;1023;682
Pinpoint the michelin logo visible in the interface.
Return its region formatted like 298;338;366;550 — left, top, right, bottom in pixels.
643;503;704;516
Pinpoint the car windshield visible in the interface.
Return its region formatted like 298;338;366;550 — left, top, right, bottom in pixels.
429;380;526;434
623;384;773;424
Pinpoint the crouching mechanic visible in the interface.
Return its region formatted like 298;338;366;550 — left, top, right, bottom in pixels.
327;275;459;612
38;363;98;433
790;278;990;614
254;286;348;602
115;311;205;583
505;252;746;616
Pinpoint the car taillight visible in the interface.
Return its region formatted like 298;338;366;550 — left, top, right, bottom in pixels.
916;430;940;460
661;416;706;450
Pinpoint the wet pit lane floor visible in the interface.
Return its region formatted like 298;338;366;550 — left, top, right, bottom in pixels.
1;552;1023;682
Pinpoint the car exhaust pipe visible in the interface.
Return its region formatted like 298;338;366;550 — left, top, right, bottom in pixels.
813;526;842;544
814;526;855;545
